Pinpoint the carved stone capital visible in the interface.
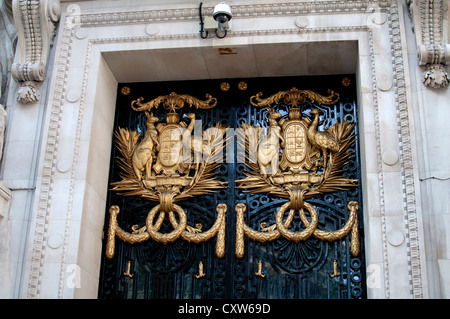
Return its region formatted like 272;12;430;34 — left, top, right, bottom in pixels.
408;0;449;89
11;0;61;103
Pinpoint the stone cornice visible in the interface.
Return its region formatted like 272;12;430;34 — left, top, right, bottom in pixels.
77;0;392;27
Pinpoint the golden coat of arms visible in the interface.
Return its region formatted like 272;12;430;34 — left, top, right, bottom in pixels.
235;88;360;258
105;92;228;259
105;87;361;262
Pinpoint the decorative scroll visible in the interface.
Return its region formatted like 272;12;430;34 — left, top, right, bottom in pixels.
236;89;360;258
131;92;217;113
407;0;450;88
250;88;339;108
106;92;228;259
11;0;61;103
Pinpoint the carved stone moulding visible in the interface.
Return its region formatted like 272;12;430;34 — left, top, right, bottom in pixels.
11;0;61;103
417;44;450;66
408;0;450;89
422;64;450;89
417;44;450;88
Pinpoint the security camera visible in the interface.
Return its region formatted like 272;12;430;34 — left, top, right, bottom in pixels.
199;2;232;39
213;2;232;29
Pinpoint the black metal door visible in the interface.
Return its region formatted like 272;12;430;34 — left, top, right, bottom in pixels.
98;75;365;299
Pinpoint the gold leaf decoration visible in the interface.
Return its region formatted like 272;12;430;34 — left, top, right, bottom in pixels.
250;88;339;108
131;92;217;113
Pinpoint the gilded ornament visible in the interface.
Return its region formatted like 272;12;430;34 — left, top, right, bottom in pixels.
220;82;230;91
131;92;217;113
106;92;228;259
250;87;339;108
121;86;131;95
329;260;340;278
236;88;360;258
255;260;266;278
341;77;351;87
238;81;248;91
123;260;134;278
195;261;206;279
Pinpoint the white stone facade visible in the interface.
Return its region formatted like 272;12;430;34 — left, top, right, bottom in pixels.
0;0;449;298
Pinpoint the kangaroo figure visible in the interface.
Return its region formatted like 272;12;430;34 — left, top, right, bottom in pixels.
258;108;282;176
132;112;159;181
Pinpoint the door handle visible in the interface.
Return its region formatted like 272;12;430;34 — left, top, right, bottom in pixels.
329;260;340;278
255;260;266;278
195;261;206;279
123;260;134;278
